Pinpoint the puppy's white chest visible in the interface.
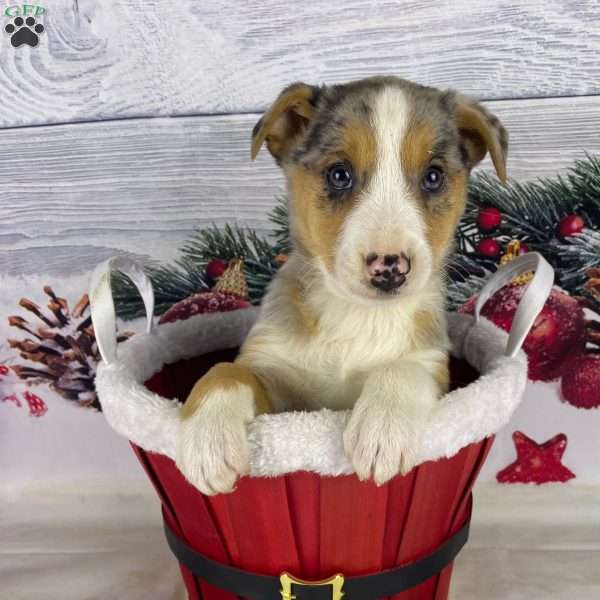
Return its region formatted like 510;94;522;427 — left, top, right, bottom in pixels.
291;324;411;410
296;342;365;410
249;275;433;412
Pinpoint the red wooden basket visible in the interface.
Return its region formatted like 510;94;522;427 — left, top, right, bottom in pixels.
138;351;491;600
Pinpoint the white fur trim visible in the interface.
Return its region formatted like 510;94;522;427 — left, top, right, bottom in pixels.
95;306;528;477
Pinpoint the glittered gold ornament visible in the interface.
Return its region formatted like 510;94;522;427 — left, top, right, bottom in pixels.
501;240;533;285
213;259;249;299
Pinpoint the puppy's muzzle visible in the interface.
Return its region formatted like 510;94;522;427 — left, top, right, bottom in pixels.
365;252;411;292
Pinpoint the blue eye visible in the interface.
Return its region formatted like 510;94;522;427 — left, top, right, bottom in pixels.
422;166;444;193
326;163;353;192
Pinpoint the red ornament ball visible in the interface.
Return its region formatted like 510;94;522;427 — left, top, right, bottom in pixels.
560;353;600;409
158;292;251;324
477;207;502;232
557;214;585;240
205;258;228;281
475;238;501;259
460;285;586;381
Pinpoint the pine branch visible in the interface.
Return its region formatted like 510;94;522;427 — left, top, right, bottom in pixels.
112;224;282;319
555;230;600;292
446;273;490;310
181;223;274;264
445;253;493;309
467;173;579;244
180;223;280;302
112;261;210;320
445;252;490;282
565;153;600;219
456;156;600;302
268;196;292;253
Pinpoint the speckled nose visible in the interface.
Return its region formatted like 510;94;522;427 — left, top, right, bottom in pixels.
365;253;411;292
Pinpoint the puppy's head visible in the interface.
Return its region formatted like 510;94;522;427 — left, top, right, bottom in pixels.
252;77;508;303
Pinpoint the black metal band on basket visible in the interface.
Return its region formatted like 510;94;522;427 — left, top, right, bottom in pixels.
162;497;472;600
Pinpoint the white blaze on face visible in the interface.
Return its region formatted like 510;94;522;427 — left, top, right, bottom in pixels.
335;86;433;298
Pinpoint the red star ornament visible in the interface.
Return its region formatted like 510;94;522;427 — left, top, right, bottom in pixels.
496;431;575;484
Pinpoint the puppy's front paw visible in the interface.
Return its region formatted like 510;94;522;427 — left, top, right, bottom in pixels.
176;385;254;495
343;396;426;485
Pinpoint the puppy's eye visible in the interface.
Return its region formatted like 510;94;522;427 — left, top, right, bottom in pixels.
421;166;444;193
326;162;353;192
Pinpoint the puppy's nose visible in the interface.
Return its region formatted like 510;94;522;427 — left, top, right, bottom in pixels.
365;253;411;292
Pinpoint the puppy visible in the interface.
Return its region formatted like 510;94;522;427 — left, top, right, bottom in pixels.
177;76;508;495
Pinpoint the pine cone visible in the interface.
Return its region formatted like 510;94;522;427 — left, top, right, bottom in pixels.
7;287;132;410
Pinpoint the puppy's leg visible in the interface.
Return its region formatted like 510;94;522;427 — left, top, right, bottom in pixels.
343;350;448;485
176;362;270;495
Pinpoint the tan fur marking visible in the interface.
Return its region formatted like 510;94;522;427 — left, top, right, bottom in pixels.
182;362;271;419
423;172;468;267
413;311;450;393
434;362;450;393
414;309;442;342
340;120;377;175
288;166;355;268
456;103;507;182
400;121;436;176
291;282;319;334
251;84;316;161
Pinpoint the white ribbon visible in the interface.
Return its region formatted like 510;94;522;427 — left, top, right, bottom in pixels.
474;252;554;357
89;256;155;364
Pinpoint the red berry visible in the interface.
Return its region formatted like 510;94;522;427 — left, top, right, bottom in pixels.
475;238;501;258
518;243;529;254
477;207;502;232
557;214;584;240
561;353;600;409
205;258;227;280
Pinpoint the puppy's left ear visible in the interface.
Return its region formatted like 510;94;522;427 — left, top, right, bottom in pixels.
454;96;509;183
251;82;320;162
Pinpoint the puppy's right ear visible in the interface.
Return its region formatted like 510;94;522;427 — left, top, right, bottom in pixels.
454;95;509;183
251;82;320;162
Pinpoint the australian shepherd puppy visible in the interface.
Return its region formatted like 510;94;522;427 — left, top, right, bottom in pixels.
176;76;508;495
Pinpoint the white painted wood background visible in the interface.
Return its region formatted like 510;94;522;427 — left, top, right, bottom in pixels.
0;0;600;275
1;0;599;126
1;0;599;277
3;95;600;276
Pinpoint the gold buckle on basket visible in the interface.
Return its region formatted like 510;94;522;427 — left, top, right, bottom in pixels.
280;572;345;600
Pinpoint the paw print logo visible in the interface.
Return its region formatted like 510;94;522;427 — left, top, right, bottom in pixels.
5;16;45;48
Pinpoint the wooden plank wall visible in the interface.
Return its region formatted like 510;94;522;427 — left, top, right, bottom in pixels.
1;0;600;276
